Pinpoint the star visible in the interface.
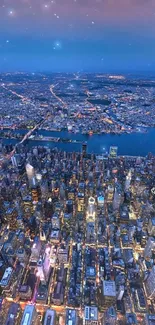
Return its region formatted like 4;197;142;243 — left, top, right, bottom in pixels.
53;41;62;50
6;40;10;44
8;10;15;17
44;4;49;9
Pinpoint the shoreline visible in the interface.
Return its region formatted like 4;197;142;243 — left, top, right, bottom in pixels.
0;126;150;137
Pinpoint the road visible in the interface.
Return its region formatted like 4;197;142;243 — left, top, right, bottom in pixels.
50;84;67;108
0;83;52;162
1;83;36;107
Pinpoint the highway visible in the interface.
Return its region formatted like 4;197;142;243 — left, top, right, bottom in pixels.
1;83;36;107
50;84;67;108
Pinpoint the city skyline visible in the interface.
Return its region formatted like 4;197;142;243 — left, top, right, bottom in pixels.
0;0;155;72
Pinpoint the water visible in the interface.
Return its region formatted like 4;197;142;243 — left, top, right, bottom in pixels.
2;128;155;156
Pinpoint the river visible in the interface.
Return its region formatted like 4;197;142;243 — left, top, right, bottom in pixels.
1;128;155;156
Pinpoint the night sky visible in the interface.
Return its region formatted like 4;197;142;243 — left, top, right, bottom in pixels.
0;0;155;72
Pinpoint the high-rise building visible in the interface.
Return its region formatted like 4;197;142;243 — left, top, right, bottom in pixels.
11;154;21;167
0;267;13;290
82;143;87;157
104;306;117;325
86;197;96;242
117;285;124;301
143;314;155;325
107;185;114;202
84;306;98;325
102;280;116;309
44;198;53;219
5;302;22;325
77;192;85;212
37;252;51;284
30;238;41;262
148;217;155;236
66;200;73;214
43;309;56;325
52;213;60;229
97;195;104;207
25;163;36;187
109;147;118;158
66;309;78;325
31;185;41;203
145;266;155;299
20;304;39;325
87;197;96;221
144;237;155;260
41;181;49;201
113;187;122;210
18;285;32;301
125;170;132;191
22;195;33;218
5;207;18;230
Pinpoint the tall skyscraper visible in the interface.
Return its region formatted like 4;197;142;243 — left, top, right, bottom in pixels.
148;217;155;236
87;197;96;220
20;305;39;325
82;143;87;158
107;185;114;202
113;186;122;210
145;266;155;299
25;163;36;187
44;309;56;325
11;154;21;167
125;169;132;191
144;237;155;260
104;306;117;325
109;147;118;158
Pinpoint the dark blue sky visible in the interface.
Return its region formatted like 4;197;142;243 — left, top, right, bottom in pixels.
0;0;155;72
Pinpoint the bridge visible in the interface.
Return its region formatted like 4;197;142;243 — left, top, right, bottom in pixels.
4;116;49;161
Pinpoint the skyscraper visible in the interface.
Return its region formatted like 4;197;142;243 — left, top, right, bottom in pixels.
109;147;118;158
125;170;132;191
104;306;117;325
148;217;155;236
82;143;87;158
20;305;39;325
144;237;155;260
25;163;36;187
145;266;155;299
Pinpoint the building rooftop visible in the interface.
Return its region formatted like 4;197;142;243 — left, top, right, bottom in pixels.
84;306;98;321
66;309;77;325
0;267;13;287
44;309;56;325
103;280;116;297
20;305;36;325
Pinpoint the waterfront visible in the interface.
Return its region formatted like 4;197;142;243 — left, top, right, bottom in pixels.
1;128;155;156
